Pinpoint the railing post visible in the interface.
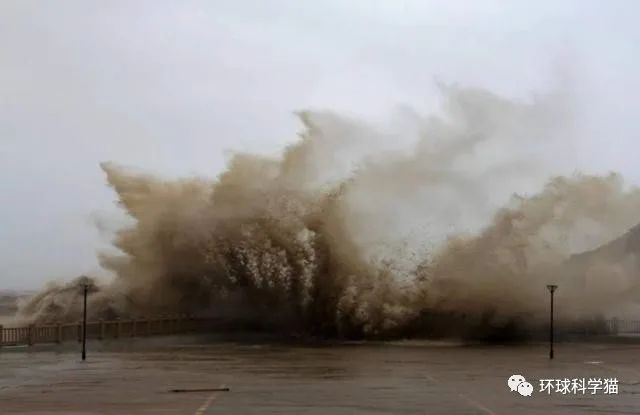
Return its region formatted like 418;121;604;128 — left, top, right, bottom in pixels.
77;322;82;343
56;323;62;344
0;324;3;349
28;325;34;346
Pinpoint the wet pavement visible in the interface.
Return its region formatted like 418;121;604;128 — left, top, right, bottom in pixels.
1;336;639;414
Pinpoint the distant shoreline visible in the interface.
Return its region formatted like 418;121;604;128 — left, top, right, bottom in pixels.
0;291;26;319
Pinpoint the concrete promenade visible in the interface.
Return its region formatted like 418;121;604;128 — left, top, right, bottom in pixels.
1;336;639;414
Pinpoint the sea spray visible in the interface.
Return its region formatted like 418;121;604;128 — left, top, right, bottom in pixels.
17;85;640;338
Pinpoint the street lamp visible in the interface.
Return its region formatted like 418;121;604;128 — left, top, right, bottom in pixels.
546;284;558;360
82;283;88;361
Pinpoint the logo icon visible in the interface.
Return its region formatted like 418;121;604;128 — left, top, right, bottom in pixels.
508;374;533;397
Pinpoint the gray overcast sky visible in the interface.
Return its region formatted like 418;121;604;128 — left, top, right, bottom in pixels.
1;1;640;289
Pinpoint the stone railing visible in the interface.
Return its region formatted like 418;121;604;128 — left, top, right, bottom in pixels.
0;316;208;347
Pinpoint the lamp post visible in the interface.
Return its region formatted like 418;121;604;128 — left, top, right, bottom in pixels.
82;283;88;361
546;284;558;360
